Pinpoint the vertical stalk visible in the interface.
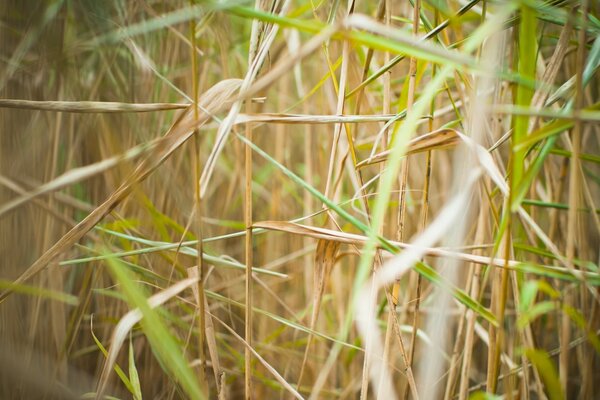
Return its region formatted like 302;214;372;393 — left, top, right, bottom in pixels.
458;209;487;400
488;3;536;394
189;11;209;397
302;98;313;302
564;1;588;396
244;100;254;400
402;2;421;399
244;3;263;396
379;0;395;395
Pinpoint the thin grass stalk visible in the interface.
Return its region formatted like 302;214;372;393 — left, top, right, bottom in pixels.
563;2;588;396
244;91;255;400
356;2;419;397
267;73;288;393
313;1;361;395
339;2;382;397
487;4;536;394
302;107;313;285
443;288;468;400
486;199;512;393
0;99;190;113
44;83;67;387
353;0;386;116
243;3;267;397
378;0;396;396
458;203;489;400
400;2;421;399
322;26;351;215
444;3;486;396
295;63;316;390
189;11;210;396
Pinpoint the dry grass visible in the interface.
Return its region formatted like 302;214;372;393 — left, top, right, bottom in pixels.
1;0;599;399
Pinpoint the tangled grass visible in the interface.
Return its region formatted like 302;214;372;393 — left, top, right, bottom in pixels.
1;0;599;399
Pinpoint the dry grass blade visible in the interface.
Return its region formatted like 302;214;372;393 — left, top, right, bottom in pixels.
356;128;460;168
312;240;340;329
0;99;189;113
297;239;340;388
0;143;151;217
254;221;514;269
187;266;222;395
235;113;400;124
0;78;242;303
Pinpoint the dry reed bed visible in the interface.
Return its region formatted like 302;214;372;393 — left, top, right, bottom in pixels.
0;0;599;399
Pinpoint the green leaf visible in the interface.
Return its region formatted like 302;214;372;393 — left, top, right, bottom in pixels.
520;280;560;313
129;337;143;400
525;348;564;400
562;305;600;354
469;391;503;400
511;3;537;198
518;301;556;329
0;279;78;306
514;263;600;285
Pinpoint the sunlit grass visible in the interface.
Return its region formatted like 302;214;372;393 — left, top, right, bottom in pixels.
1;0;599;399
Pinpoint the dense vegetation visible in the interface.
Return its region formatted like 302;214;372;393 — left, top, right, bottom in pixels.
1;0;599;399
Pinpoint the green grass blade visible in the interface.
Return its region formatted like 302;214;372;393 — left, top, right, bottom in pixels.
129;338;143;400
0;279;78;306
524;348;564;400
105;256;205;400
91;320;135;396
511;3;537;200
